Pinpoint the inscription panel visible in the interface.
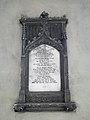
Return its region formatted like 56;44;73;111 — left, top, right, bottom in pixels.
29;44;61;91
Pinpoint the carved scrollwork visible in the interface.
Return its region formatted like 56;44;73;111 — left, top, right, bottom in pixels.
64;103;77;112
14;104;25;112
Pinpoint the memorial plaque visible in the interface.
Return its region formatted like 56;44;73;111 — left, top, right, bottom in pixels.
14;11;76;112
29;44;60;91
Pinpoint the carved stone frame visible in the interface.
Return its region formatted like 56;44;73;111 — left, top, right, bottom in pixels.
14;11;76;112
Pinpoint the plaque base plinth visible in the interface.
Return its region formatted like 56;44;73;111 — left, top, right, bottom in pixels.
14;102;76;112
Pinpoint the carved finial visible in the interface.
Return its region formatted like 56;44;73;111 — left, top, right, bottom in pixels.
40;11;49;18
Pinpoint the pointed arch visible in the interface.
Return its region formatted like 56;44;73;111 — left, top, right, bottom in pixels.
25;32;64;54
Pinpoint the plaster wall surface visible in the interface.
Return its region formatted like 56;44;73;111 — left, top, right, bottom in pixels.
0;0;90;120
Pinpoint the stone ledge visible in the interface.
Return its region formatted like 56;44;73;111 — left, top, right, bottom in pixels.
14;102;76;112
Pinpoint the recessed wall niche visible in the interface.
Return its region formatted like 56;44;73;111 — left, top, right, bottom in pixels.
14;11;76;112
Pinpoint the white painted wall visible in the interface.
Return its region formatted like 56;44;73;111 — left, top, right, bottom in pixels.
0;0;90;120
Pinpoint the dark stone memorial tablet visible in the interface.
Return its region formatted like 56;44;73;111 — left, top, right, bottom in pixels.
14;11;76;112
